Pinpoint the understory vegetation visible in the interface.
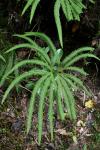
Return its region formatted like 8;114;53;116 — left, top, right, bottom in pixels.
0;0;100;149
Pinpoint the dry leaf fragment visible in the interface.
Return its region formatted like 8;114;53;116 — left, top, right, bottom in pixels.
55;129;68;136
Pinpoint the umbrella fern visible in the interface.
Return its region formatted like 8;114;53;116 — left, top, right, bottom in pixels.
1;32;99;144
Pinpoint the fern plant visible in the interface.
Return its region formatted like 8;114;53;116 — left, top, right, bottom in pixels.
22;0;95;47
0;32;99;144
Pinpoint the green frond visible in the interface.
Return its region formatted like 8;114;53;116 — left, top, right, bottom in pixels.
69;0;83;14
73;0;86;9
38;76;51;145
51;49;63;65
61;74;77;90
22;0;33;15
64;53;100;67
3;52;14;77
61;0;86;21
63;47;94;65
60;75;76;120
54;0;63;48
5;43;34;53
24;32;56;55
27;73;50;134
68;0;82;21
0;54;6;62
57;75;72;119
6;43;51;65
61;0;68;20
2;69;47;104
13;34;39;47
65;0;73;21
48;83;54;140
65;74;91;96
64;66;88;76
0;59;50;86
30;0;40;23
56;78;65;120
89;0;95;3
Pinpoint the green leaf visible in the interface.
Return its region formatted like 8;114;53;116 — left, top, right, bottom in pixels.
22;0;33;15
30;0;40;23
89;0;95;4
64;66;88;76
6;43;51;65
61;0;68;19
65;0;73;21
38;76;51;144
54;0;63;47
64;53;100;67
24;32;56;55
48;83;54;140
27;73;50;134
63;47;94;65
14;34;39;47
2;69;47;104
0;54;6;62
61;74;77;90
60;75;76;120
51;49;63;65
56;77;65;120
0;59;50;86
65;74;91;96
58;75;72;119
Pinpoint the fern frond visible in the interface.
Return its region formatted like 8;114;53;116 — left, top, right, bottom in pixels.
73;0;86;9
2;69;47;104
30;0;40;23
0;54;6;62
27;73;50;134
51;49;63;65
14;34;39;47
3;52;14;77
22;0;33;15
61;74;77;90
56;78;65;120
61;0;86;21
64;53;100;67
60;75;76;120
48;83;54;140
65;0;73;21
89;0;95;3
65;74;91;96
6;43;51;65
24;32;56;55
61;0;68;20
57;75;72;119
0;59;50;86
64;66;88;76
38;76;51;145
69;0;82;20
63;47;94;65
54;0;63;47
69;0;83;14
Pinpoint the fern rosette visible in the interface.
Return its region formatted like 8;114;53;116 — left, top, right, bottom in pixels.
0;32;99;144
